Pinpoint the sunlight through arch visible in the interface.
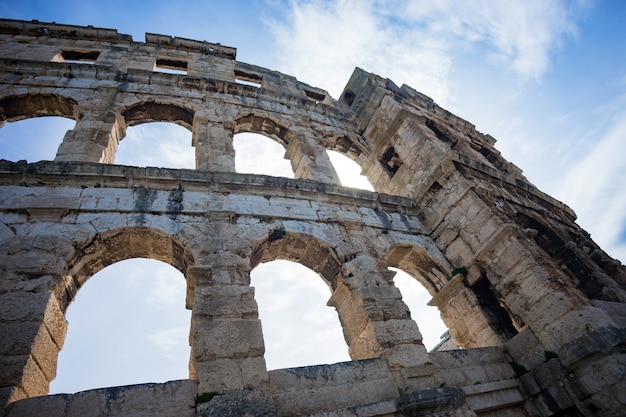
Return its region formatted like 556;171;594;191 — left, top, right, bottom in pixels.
0;117;74;162
50;259;191;394
116;122;194;169
391;268;451;351
234;132;293;177
326;150;373;190
251;260;350;369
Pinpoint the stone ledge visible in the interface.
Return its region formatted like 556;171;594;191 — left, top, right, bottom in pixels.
0;160;422;217
3;379;198;417
462;379;524;413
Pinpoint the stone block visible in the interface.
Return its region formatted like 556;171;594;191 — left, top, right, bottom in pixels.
197;389;277;417
0;322;42;355
462;379;524;413
3;393;71;417
195;356;268;393
363;319;423;348
0;292;51;322
0;355;30;387
16;354;48;398
192;318;265;360
193;285;258;319
383;344;430;369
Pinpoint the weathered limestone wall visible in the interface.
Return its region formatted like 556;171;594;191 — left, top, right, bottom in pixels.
1;19;625;416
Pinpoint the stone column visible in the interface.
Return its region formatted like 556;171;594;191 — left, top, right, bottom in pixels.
428;274;509;348
0;235;73;407
187;256;268;394
0;282;66;408
285;130;340;184
192;114;235;172
475;227;616;352
55;109;124;164
328;254;434;392
55;88;124;164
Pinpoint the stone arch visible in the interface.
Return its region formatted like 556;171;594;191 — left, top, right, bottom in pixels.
63;226;194;306
234;113;291;147
53;228;194;391
386;243;450;297
0;93;77;124
52;258;191;393
321;133;370;167
249;226;354;366
0;226;195;402
122;101;194;130
250;226;342;290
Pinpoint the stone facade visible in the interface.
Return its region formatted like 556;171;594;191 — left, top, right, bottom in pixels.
0;19;624;416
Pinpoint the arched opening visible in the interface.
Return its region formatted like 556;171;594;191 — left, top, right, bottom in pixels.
0;116;74;162
251;260;350;369
386;243;454;350
391;268;451;351
0;94;77;123
234;132;293;177
122;102;193;131
326;150;373;190
250;229;352;367
0;93;77;162
50;258;191;394
116;122;194;169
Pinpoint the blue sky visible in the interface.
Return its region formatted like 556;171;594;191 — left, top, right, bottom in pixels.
1;0;625;395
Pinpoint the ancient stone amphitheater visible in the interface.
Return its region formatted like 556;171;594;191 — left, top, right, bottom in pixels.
0;19;624;417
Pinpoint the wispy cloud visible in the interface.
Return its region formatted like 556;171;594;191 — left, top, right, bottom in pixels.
147;326;190;360
269;0;586;101
552;100;626;261
117;123;195;169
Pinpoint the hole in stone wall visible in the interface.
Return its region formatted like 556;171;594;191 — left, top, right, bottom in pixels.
234;132;293;177
380;146;402;177
50;259;191;394
251;260;350;369
342;90;355;106
391;268;451;351
468;275;521;340
154;59;188;75
304;89;325;103
234;69;262;88
0;116;74;162
60;50;100;64
326;150;373;190
117;122;194;169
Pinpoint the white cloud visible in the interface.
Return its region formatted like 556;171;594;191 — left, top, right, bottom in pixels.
147;326;190;360
234;133;294;177
252;260;350;369
117;122;195;169
552;104;626;261
269;0;586;101
143;263;188;310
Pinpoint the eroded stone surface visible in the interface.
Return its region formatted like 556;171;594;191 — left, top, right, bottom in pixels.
0;18;624;417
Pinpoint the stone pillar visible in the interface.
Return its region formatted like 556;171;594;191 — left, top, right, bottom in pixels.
192;114;235;172
55;88;125;164
428;274;509;348
55;109;124;164
285;130;339;183
475;227;616;353
0;285;66;408
328;254;433;392
187;256;268;394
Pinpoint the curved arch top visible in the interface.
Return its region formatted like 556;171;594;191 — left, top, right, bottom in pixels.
122;101;194;130
0;93;77;123
233;113;291;147
67;226;194;289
